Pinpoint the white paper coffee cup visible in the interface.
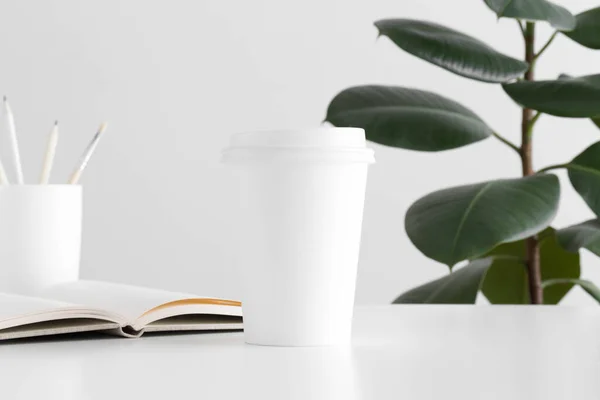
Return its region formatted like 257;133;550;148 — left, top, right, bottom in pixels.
223;127;374;346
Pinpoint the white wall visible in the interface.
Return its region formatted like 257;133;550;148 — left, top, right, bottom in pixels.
0;0;598;304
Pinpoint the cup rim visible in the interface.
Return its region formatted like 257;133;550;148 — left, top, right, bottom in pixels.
222;147;375;164
0;184;82;188
225;127;368;150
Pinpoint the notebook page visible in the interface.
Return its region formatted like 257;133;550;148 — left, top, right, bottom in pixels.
0;292;75;326
40;280;225;322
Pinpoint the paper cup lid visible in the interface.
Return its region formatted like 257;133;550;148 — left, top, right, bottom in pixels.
223;127;375;164
227;127;368;149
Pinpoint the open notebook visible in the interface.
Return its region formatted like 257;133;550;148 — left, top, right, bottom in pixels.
0;280;242;341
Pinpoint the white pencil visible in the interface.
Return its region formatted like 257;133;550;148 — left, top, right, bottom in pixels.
39;121;59;184
4;97;24;184
68;122;108;184
0;157;9;185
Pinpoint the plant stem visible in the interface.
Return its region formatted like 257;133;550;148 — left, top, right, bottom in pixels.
521;22;543;305
492;132;520;155
516;20;526;37
528;112;542;133
534;32;557;61
537;163;568;173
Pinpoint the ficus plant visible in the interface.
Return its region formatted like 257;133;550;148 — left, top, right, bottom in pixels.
325;0;600;305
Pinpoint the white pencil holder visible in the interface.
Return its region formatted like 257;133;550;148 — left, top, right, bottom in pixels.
0;185;82;295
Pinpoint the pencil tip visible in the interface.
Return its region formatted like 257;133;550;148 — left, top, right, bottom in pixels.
99;122;108;133
54;120;58;125
3;96;6;102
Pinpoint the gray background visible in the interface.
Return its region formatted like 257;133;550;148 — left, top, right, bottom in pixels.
0;0;598;304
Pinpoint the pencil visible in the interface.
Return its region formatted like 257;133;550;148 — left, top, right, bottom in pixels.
68;122;107;184
4;97;24;184
0;157;9;185
39;121;59;184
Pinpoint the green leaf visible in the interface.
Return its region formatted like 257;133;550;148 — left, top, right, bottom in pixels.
392;258;492;304
559;73;600;129
484;0;576;31
567;141;600;217
325;85;492;151
556;219;600;257
480;228;580;304
564;7;600;49
374;19;528;83
502;74;600;117
543;279;600;303
405;174;560;267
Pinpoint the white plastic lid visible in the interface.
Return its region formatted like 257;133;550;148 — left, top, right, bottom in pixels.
227;127;368;149
222;127;375;164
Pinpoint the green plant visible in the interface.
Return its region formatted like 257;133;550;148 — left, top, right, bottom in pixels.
325;1;600;305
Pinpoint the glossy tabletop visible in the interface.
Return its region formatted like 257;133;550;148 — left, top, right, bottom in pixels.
1;305;599;399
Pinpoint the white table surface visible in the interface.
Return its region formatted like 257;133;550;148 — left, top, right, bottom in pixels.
1;305;599;400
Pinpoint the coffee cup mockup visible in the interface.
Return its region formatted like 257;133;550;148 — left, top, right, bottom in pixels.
223;127;375;346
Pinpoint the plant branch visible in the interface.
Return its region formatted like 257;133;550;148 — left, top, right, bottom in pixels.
534;32;557;61
516;20;526;37
528;112;542;135
537;163;568;173
525;111;543;141
520;22;543;305
520;23;535;176
492;131;520;154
